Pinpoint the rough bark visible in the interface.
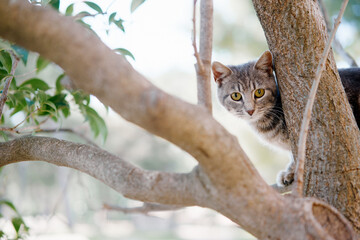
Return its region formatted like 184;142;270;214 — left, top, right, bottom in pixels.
252;0;360;232
0;0;357;239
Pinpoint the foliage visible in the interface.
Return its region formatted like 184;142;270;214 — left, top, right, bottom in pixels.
0;199;29;239
0;48;108;141
0;0;150;141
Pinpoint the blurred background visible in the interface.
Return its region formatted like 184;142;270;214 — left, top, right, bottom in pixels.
0;0;359;239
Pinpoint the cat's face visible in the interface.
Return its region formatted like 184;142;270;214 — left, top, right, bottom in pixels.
212;51;278;123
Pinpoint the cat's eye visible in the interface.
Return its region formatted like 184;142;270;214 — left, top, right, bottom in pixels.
231;92;242;101
254;89;265;98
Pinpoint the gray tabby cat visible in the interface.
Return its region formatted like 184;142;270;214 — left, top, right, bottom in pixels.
212;51;360;186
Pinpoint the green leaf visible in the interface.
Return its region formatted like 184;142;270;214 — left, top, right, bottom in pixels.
39;94;68;117
20;78;50;91
108;12;116;24
131;0;146;13
36;90;48;103
0;199;19;214
10;77;17;90
0;131;9;141
44;101;57;111
0;230;4;238
61;105;70;118
0;50;12;73
72;91;90;105
11;217;24;233
0;69;8;81
11;45;29;65
114;48;135;60
84;106;107;141
49;0;60;10
84;1;103;14
55;74;65;94
114;19;125;32
36;56;50;73
47;94;69;113
65;3;74;16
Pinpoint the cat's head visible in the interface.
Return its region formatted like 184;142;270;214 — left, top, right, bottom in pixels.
212;51;278;122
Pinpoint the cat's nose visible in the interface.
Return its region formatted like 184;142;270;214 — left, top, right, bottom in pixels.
247;109;255;116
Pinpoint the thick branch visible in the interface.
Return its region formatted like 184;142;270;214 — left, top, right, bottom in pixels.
0;136;205;206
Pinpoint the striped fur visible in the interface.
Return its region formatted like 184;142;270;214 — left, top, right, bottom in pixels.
213;51;360;186
213;52;290;151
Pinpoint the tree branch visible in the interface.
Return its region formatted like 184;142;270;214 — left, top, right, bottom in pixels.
195;0;213;113
0;136;206;206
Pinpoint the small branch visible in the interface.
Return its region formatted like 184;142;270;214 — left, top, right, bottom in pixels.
318;0;358;67
0;52;19;120
103;202;183;214
195;0;213;114
192;0;204;74
12;108;41;130
294;0;349;197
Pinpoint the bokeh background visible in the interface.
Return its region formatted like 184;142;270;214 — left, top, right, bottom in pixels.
1;0;359;239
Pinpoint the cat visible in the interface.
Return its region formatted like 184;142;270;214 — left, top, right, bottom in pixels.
212;51;360;187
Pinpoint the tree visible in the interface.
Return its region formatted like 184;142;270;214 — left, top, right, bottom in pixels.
0;0;359;239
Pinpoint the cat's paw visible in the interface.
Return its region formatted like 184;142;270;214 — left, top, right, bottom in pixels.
276;170;294;187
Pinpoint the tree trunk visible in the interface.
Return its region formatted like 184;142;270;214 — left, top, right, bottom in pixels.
253;0;360;232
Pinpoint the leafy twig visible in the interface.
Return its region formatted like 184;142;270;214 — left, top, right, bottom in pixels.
294;0;349;197
12;108;41;129
0;52;19;120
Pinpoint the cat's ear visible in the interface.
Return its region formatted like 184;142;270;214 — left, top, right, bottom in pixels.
254;51;273;74
212;61;232;85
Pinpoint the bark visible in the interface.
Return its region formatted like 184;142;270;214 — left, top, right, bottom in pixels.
0;0;357;239
252;0;360;232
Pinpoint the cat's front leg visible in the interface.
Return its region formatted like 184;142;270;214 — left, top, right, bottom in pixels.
276;155;295;187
